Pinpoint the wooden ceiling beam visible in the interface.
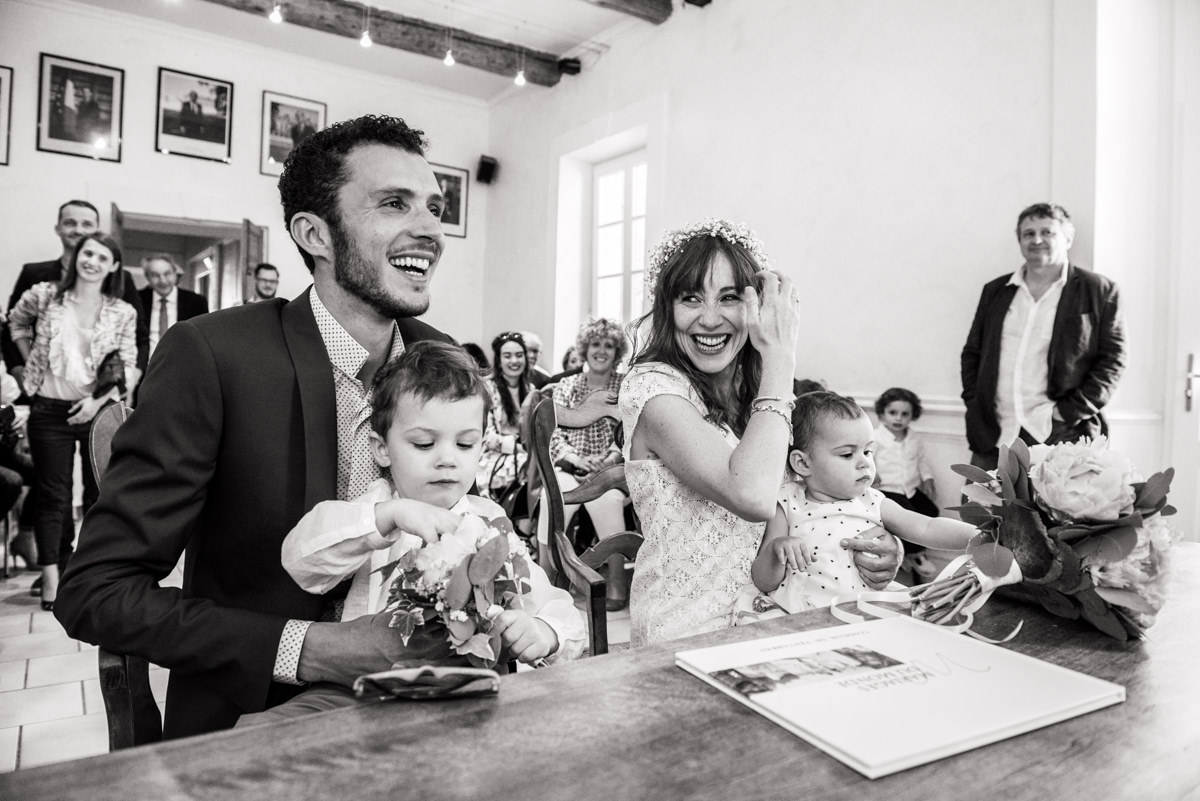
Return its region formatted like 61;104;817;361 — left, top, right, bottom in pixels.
199;0;568;87
581;0;672;25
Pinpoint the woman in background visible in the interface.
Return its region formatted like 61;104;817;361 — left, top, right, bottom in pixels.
545;317;630;609
477;331;533;503
8;231;138;611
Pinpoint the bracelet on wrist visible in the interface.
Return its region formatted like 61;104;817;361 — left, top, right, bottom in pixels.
750;401;794;443
752;395;796;408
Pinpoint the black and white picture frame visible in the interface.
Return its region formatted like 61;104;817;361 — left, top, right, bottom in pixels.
0;65;12;166
431;163;468;238
37;53;124;162
156;67;233;162
260;90;326;177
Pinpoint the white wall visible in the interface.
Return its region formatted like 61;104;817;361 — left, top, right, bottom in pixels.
484;0;1061;490
482;0;1179;495
0;0;491;343
487;0;1061;396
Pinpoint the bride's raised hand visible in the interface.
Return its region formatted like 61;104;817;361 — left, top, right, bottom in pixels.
743;270;800;361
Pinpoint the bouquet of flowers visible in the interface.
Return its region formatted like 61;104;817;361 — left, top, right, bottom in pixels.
380;512;536;668
910;437;1180;640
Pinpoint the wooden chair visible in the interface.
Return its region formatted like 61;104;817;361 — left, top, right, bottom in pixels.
88;401;163;750
526;396;642;656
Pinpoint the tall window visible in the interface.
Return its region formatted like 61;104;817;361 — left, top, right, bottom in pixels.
592;151;646;323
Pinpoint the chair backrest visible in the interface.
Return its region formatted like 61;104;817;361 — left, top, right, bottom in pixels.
89;401;131;480
88;401;163;750
528;396;610;656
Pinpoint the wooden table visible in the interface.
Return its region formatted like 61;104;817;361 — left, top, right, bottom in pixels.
6;545;1199;801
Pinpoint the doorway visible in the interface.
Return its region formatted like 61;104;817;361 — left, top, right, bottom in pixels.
110;204;267;310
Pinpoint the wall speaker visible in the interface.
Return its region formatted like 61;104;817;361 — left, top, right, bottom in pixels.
477;156;498;185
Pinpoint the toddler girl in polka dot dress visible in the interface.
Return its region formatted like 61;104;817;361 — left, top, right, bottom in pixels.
740;391;975;619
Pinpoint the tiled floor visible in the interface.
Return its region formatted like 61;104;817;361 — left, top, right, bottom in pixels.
0;566;170;773
0;560;630;774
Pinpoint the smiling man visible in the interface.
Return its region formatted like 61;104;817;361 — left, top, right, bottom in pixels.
960;203;1126;470
56;115;458;738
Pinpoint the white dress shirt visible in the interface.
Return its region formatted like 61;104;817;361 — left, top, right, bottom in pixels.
282;478;585;662
994;265;1067;447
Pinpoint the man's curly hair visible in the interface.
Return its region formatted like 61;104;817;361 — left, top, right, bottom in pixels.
278;115;429;272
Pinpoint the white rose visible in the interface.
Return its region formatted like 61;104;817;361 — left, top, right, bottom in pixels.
1028;437;1136;522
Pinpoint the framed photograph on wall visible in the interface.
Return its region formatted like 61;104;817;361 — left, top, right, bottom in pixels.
260;90;326;177
431;163;468;238
0;65;12;166
156;67;233;162
36;53;124;162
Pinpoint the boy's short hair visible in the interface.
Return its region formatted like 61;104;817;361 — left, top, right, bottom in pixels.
873;387;923;420
370;341;491;436
791;391;866;453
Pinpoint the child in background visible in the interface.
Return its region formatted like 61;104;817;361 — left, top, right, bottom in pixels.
872;387;939;517
745;391;975;615
249;343;584;723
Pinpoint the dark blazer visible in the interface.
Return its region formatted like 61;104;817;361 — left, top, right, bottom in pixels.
55;289;452;738
960;264;1126;458
139;286;210;326
3;259;150;372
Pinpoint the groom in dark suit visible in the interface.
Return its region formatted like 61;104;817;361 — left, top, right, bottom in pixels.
56;115;457;738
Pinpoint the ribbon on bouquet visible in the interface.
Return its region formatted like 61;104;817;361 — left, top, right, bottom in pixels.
828;555;1025;644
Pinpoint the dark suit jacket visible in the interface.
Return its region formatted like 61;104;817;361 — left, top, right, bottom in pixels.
55;289;452;738
960;264;1125;458
138;286;209;326
3;259;150;372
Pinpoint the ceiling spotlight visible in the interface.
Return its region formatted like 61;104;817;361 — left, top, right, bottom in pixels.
360;4;372;47
514;69;526;86
94;138;107;149
268;4;282;23
443;49;455;66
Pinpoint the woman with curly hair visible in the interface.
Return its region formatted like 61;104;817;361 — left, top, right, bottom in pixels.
544;317;631;609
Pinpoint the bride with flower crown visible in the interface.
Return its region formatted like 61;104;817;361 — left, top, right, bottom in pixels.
618;220;902;646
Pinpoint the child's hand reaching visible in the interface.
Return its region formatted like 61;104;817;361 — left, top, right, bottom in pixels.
489;608;558;664
374;498;462;545
769;535;811;574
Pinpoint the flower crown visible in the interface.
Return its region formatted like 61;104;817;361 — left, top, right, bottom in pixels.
644;219;771;300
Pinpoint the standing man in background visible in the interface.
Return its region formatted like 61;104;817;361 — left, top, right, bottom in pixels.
960;203;1126;470
245;263;280;303
139;254;209;359
3;200;149;384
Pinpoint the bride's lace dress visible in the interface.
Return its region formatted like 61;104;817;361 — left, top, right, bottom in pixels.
620;363;765;647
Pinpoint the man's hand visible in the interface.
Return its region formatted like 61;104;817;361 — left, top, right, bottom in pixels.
297;610;454;687
374;498;462;545
491;610;557;664
842;526;903;590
